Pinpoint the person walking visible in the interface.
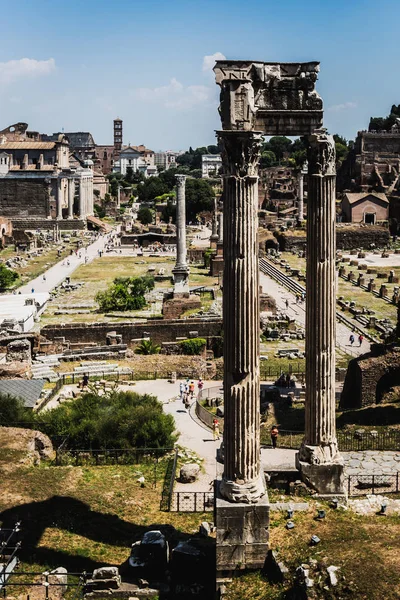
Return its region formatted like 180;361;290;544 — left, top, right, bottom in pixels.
184;394;191;411
179;381;185;399
197;378;204;393
271;425;279;449
358;334;364;347
349;334;355;346
212;418;220;441
189;381;195;398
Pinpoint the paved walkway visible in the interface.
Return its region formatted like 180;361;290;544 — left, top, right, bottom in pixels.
18;233;112;295
261;447;400;475
259;271;370;357
120;379;220;492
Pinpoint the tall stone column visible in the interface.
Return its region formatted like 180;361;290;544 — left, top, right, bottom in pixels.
210;209;219;249
217;212;223;243
297;170;304;222
68;179;75;219
296;130;344;495
172;174;189;295
57;178;63;220
79;178;85;218
218;130;265;502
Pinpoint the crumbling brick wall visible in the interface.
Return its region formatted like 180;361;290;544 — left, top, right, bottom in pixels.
0;179;49;218
340;345;400;409
41;318;222;347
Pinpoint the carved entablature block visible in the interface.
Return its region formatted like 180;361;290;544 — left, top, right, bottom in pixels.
214;60;323;136
307;129;336;177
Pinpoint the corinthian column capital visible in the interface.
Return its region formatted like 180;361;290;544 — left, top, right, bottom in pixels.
306;129;336;177
217;130;263;178
175;174;187;188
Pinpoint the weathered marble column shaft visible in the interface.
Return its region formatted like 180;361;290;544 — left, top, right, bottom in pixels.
68;179;75;219
172;174;189;294
217;212;223;243
79;178;85;218
219;131;265;503
304;131;336;450
57;179;63;220
297;171;304;221
175;175;187;267
297;130;344;494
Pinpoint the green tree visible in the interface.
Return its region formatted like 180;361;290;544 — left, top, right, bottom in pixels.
264;136;293;161
185;178;215;221
259;150;276;168
0;395;33;425
34;390;176;450
109;177;119;198
96;275;154;312
137;206;153;225
135;339;161;355
125;166;134;184
0;264;18;289
207;144;220;154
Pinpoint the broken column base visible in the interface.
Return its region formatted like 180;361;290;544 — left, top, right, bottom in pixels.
215;480;270;574
296;448;345;496
210;256;224;277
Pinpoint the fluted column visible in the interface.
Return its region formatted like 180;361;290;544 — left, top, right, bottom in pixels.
172;174;189;294
297;171;304;221
217;212;223;243
210;211;219;249
218;130;265;503
68;179;75;219
79;177;85;218
57;178;63;220
297;129;344;494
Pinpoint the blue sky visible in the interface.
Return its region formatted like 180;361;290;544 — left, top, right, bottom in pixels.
0;0;399;150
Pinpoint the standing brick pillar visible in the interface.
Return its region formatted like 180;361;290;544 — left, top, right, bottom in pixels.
296;129;344;495
218;130;265;502
172;174;189;295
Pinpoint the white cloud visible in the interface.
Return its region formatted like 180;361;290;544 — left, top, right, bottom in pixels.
202;52;226;73
0;58;55;85
134;52;225;111
327;101;357;112
136;77;213;110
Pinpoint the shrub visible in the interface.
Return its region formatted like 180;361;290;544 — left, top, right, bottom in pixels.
0;395;34;426
34;390;177;450
135;339;161;355
179;337;206;355
96;275;154;312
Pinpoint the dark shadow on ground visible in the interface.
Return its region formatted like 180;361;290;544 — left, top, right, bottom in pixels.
0;496;200;573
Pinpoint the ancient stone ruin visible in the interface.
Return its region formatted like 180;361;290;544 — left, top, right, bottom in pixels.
214;59;344;575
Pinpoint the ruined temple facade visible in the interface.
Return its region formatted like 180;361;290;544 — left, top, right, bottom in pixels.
338;128;400;194
0;123;93;229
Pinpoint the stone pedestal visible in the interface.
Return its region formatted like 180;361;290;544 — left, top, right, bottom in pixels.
296;130;344;495
216;482;269;573
210;212;219;250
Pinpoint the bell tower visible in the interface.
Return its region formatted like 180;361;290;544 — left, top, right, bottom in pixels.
113;117;123;153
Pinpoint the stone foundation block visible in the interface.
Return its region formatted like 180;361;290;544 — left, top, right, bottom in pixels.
296;456;345;496
216;482;269;572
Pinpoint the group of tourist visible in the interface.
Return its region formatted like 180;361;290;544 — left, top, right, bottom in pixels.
274;372;297;388
179;378;204;410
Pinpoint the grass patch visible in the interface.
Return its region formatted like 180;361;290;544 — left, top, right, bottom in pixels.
0;458;207;574
226;504;400;600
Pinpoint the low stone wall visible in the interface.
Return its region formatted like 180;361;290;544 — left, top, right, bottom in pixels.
275;225;390;252
12;219;86;231
40;317;222;347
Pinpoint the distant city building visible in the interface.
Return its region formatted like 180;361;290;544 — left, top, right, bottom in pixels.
114;144;157;177
155;150;182;170
201;154;222;177
113;117;123;153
